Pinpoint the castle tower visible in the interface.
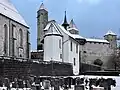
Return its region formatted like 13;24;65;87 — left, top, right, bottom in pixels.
37;3;48;50
68;19;79;34
62;11;69;30
104;30;117;49
44;20;63;62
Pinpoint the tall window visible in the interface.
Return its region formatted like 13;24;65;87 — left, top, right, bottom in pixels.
71;41;72;51
27;31;30;58
11;24;16;56
74;58;76;66
4;24;8;55
19;29;23;47
76;44;78;53
59;39;61;49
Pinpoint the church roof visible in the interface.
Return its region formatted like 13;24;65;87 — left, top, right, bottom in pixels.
70;34;84;39
58;24;84;40
86;38;109;43
44;20;109;44
104;30;116;36
68;19;78;31
0;0;29;28
44;20;62;36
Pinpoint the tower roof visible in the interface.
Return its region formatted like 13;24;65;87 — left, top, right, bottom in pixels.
0;0;29;28
68;19;78;31
104;30;116;36
39;3;47;11
62;11;69;30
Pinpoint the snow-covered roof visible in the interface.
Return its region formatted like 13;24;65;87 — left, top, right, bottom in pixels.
86;38;109;43
58;24;84;40
31;50;43;52
67;19;78;31
70;34;84;39
44;20;109;44
105;30;116;36
0;0;29;28
44;20;62;36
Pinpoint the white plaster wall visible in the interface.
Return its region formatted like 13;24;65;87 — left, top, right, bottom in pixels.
60;31;70;63
69;38;79;75
44;35;62;62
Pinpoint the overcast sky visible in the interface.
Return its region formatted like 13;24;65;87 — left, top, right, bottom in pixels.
11;0;120;50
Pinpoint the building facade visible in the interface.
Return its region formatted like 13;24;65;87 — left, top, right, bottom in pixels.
0;0;30;59
36;3;117;75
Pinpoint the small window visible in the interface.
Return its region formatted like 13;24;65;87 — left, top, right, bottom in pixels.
41;13;43;15
74;58;76;66
71;41;72;51
76;44;78;53
60;54;62;59
59;39;61;49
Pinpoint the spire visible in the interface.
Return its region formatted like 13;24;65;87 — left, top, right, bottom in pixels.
62;11;69;30
69;19;78;30
39;3;47;11
68;19;79;34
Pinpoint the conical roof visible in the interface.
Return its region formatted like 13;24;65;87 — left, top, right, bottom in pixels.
0;0;29;27
68;19;78;31
62;11;69;30
39;3;47;11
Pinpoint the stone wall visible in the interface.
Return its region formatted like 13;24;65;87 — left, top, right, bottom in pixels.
0;58;73;81
0;14;30;58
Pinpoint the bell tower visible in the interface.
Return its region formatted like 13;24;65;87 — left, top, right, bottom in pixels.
37;3;48;50
104;30;117;49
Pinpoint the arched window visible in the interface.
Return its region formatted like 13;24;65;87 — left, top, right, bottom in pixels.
4;24;8;55
19;29;23;47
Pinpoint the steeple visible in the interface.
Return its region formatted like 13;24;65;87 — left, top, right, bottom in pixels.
37;2;48;50
62;11;69;30
68;19;79;34
39;3;47;11
69;19;78;30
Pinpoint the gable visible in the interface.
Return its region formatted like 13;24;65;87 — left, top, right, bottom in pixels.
0;0;29;28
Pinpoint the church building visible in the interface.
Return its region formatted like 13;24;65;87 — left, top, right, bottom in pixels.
0;0;30;59
35;3;117;75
